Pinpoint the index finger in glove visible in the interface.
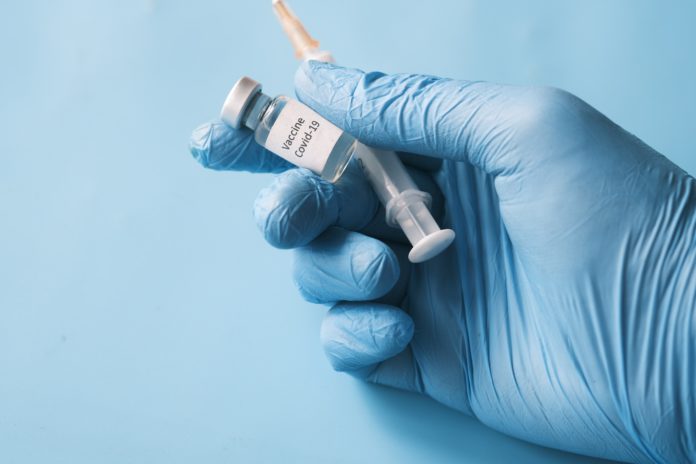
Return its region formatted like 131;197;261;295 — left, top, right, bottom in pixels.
189;120;293;173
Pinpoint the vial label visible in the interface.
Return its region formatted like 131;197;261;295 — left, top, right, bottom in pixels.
265;100;343;174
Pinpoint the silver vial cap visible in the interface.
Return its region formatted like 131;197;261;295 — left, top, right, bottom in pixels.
220;76;262;129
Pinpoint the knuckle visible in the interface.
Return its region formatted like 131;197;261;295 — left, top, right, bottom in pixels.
516;86;585;131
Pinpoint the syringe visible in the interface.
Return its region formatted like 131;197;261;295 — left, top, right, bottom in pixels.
272;0;455;263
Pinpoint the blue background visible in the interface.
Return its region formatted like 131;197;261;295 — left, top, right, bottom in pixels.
1;1;694;463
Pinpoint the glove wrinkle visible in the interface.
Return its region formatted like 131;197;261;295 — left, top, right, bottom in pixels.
321;303;414;375
293;229;399;304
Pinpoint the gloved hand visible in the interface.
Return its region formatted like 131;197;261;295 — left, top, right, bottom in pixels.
190;61;696;464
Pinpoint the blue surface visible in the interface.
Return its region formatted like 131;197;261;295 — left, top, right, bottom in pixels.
1;1;694;463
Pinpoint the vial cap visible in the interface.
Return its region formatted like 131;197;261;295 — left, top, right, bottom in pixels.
220;76;262;129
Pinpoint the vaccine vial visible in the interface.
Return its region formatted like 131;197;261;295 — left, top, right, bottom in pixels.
220;76;356;182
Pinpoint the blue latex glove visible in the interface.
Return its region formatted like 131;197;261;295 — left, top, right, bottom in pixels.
190;61;696;463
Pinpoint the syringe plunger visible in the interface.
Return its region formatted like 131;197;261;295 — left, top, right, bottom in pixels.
355;144;455;263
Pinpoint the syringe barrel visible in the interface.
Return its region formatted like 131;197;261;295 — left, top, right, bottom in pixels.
353;143;455;263
353;143;424;212
395;200;441;246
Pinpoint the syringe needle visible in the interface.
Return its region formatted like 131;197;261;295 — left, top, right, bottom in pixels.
272;0;320;59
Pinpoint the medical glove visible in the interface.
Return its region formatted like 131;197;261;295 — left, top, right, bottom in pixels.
189;61;696;464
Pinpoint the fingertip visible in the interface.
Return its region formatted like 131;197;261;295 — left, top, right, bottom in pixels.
320;303;414;373
294;61;365;116
295;63;415;149
188;120;292;173
189;120;253;171
294;60;340;91
189;121;216;168
293;60;329;105
253;169;338;249
297;58;337;76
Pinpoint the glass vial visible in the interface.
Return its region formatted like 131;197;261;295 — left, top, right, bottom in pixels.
220;76;356;182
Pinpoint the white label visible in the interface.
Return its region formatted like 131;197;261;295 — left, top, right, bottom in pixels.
265;100;343;175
